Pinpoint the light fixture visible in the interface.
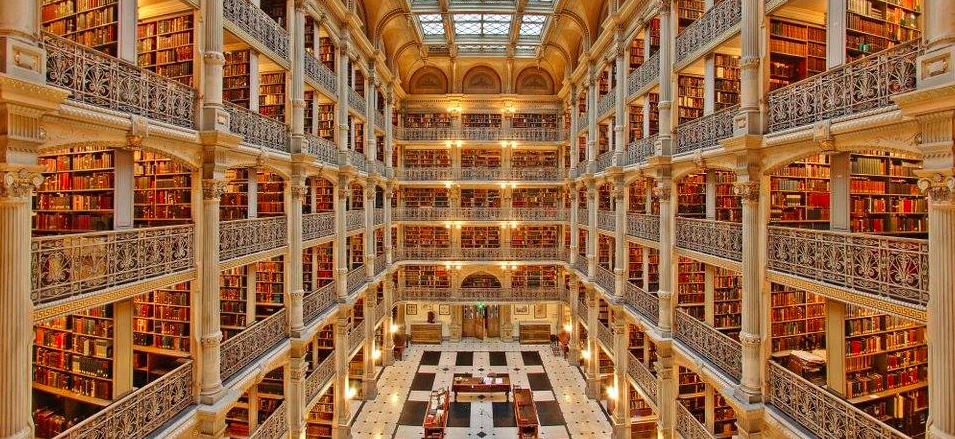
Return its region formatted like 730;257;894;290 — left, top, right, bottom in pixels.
500;141;509;148
372;349;382;360
445;140;452;148
606;386;618;399
563;323;572;333
390;323;399;333
346;386;357;398
456;141;463;148
581;349;591;360
502;103;516;118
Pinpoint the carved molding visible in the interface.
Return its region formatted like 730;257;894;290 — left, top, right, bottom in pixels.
918;174;955;205
0;169;43;199
732;181;760;202
202;179;227;200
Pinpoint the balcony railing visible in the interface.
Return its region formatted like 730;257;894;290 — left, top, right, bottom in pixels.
397;168;457;181
374;300;389;322
675;218;742;262
223;0;289;61
370;160;385;176
512;208;568;222
577;299;589;323
597;210;616;231
220;217;288;261
224;102;290;153
397;287;563;302
510;247;567;260
346;266;367;294
508;127;566;142
458;208;505;221
623;282;659;325
305;354;336;406
373;254;387;276
628;352;658;405
392;208;454;221
510;168;564;181
220;308;288;381
31;225;194;306
461;127;502;141
395;127;457;141
674;0;741;66
676;402;714;439
573;256;588;275
625;135;658;166
597;321;614;355
595;151;614;174
577;114;587;132
304;133;338;167
460;167;504;181
767;39;921;133
250;401;287;439
348;88;366;115
767;362;909;439
303;52;337;94
303;212;335;242
674;309;742;381
675;104;738;156
376;111;386;130
628;52;660;96
345;210;364;232
56;361;193;439
627;213;660;242
597;90;616;116
577;208;589;226
348;324;365;353
43;32;197;129
395;247;565;261
303;282;337;325
373;209;385;226
344;149;367;172
767;226;929;308
595;265;615;293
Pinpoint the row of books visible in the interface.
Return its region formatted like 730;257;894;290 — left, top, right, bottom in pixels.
39;172;113;192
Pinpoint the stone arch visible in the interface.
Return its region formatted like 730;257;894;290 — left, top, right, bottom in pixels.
515;67;555;95
462;66;502;94
459;271;502;289
408;66;449;94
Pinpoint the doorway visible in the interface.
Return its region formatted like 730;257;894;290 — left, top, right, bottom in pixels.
462;305;500;339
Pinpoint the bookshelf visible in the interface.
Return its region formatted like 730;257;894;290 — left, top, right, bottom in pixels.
403;265;451;288
259;72;287;122
677;257;704;320
630;383;658;438
713;393;738;438
136;13;195;86
512;188;559;208
303;246;314;293
714;54;740;111
770;154;831;229
352;121;364;153
629;178;650;214
221;266;249;340
460;189;501;208
347;235;363;270
305;17;314;54
648;17;661;56
461;227;500;249
512;226;559;248
348;351;364;399
132;282;191;356
260;0;287;28
41;0;120;56
845;0;921;62
648;93;660;136
712;268;741;339
226;392;251;437
461;149;502;168
256;171;285;217
314;243;334;288
769;283;825;353
512;150;558;168
714;170;741;222
222;168;250;220
628;243;644;289
223;50;251;107
404;149;452;168
313;177;334;212
319;36;335;70
512;113;559;128
647;248;660;292
677;0;705;32
317;104;335;141
306;384;334;439
403;226;451;248
677;368;704;425
768;18;826;91
304;91;314;134
677;173;705;218
578;229;588;257
598;124;610;156
255;256;285;318
310;323;335;366
598;235;614;270
849;151;926;236
133;150;192;226
462;113;502;128
403;113;451;128
577;136;587;163
677;75;704;125
511;266;558;288
630;37;645;70
33;305;115;407
629;104;644;142
34;146;115;234
402;188;450;208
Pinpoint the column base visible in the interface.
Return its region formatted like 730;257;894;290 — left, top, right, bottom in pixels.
198;385;227;405
382;348;395;366
362;378;378;400
585;377;600;399
333;424;352;439
733;385;763;404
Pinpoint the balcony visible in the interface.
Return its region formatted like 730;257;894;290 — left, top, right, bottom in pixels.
458;208;506;221
597;90;616;117
623;282;659;325
767;40;920;133
220;216;288;261
512;208;569;222
767;362;909;439
220;308;289;381
624;135;658;167
304;133;338;167
767;226;928;308
628;52;660;97
396;168;456;181
675;218;742;262
303;282;337;325
374;299;389;322
394;247;565;261
31;225;194;307
224;102;290;153
596;321;614;355
344;149;367;172
373;209;385;226
461;127;502;141
370;160;386;176
627;213;660;242
577;299;589;323
577;208;589;226
676;402;714;439
305;354;336;407
398;287;563;302
597;210;616;231
595;265;615;293
508;127;566;142
250;401;287;439
594;151;614;174
348;324;365;353
395;127;457;141
628;351;658;405
348;88;366;115
392;207;568;222
303;212;335;242
577;114;587;132
223;0;289;61
573;256;588;275
373;254;387;276
376;111;386;130
347;266;367;294
674;0;741;66
674;309;742;382
392;208;454;221
346;210;364;232
510;248;567;260
674;104;738;156
303;52;337;94
43;32;197;130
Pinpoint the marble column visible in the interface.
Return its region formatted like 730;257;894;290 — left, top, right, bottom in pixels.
569;85;580;175
611;308;630;439
654;178;674;335
289;173;307;335
336;39;351;159
656;5;674;155
199;179;227;404
587;180;598;277
333;308;352;439
655;345;676;438
587;75;599;173
735;0;761;134
382;280;395;366
568;277;581;366
918;0;955;88
362;298;377;400
733;180;762;402
290;4;306;147
570;187;580;266
613;177;627;297
199;0;229;131
335;177;349;299
614;41;627;164
585;287;601;399
364;184;375;279
287;351;308;439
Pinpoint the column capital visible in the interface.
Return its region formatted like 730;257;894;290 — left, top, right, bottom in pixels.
0;168;42;199
732;180;760;203
651;185;671;200
202;179;227;200
919;174;955;205
290;184;308;202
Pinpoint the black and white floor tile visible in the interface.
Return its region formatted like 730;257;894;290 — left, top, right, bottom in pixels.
351;341;613;438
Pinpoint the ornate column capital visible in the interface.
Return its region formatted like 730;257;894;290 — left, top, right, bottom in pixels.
732;181;760;203
202;179;227;200
291;184;308;202
0;169;42;199
651;185;671;200
738;331;761;348
919;174;955;205
200;332;223;348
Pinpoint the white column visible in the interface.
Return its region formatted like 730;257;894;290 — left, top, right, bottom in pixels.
736;0;762;134
568;277;581;366
733;180;762;402
200;0;229;130
199;179;227;403
365;67;376;163
333;309;351;439
570;187;580;266
336;39;351;158
290;4;306;151
384;183;394;264
569;85;580;174
587;74;599;173
289;172;306;334
585;287;601;399
613;179;627;297
364;184;375;278
654;179;674;334
335;177;349;299
657;6;674;155
611;308;630;439
362;298;377;399
587;181;598;277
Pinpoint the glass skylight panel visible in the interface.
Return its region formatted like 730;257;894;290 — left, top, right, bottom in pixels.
519;15;546;37
453;14;511;36
418;14;445;36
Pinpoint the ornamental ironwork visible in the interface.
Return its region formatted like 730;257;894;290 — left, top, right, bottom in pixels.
674;309;742;381
513;208;568;221
305;133;338;166
767;362;908;439
577;115;587;132
577;299;589;323
371;160;386;176
397;168;456;181
625;135;658;166
348;88;367;115
460;168;505;181
507;127;566;142
675;217;742;262
573;257;588;275
627;213;660;242
223;0;289;60
577;208;589;226
345;150;367;172
43;32;197;129
597;90;616;116
461;128;501;141
346;210;364;231
395;127;457;141
597;321;614;355
32;225;194;305
224;102;290;153
597;210;616;232
220;309;289;381
348;324;365;353
57;361;194;439
511;248;566;260
374;209;385;226
397;287;562;302
305;354;336;407
458;207;506;221
303;282;337;325
595;265;615;293
675;104;738;155
250;401;287;439
676;402;714;439
510;168;563;181
459;248;505;260
303;53;337;94
220;217;288;261
628;352;658;405
623;282;659;325
595;151;614;174
347;267;367;294
376;111;386;130
303;212;335;242
395;247;453;260
767;226;929;308
767;39;920;133
628;52;660;96
375;300;389;321
374;255;387;276
674;0;741;65
392;208;454;221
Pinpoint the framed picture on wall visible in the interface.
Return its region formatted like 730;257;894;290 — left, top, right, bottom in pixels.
514;304;529;315
439;304;451;315
406;304;417;316
534;304;547;319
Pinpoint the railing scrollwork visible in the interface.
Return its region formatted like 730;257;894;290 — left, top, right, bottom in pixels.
219;217;288;261
674;309;742;382
675;218;742;262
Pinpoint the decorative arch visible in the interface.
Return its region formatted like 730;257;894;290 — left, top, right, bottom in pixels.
460;272;502;289
515;67;555;95
462;66;502;94
409;66;449;94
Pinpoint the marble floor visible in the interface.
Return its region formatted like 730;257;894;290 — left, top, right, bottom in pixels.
350;340;613;438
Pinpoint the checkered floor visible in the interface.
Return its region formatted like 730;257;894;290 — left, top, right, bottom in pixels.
351;341;613;438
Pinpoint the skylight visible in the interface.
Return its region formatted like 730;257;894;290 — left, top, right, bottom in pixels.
519;15;546;37
453;14;511;37
418;14;445;37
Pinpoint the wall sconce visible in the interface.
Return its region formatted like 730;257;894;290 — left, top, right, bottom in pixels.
581;349;591;360
502;104;516;118
606;386;618;400
456;141;463;148
345;386;357;398
445;140;452;148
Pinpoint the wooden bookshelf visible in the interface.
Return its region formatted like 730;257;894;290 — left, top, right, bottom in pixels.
403;265;451;288
352;121;365;153
512;188;559;208
647;248;660;292
314;177;333;212
302;246;314;293
714;170;741;222
347;235;363;270
630;37;645;70
578;229;588;257
314;242;334;288
511;265;558;288
512;150;558;168
221;168;250;220
577;136;587;163
404;149;451;168
629;178;650;214
598;125;610;156
319;36;335;70
317;104;335;141
770;154;831;229
629;104;644;142
512;113;559;128
260;0;286;28
226;392;251;437
714;393;738;437
846;0;921;62
677;75;704;125
630;382;658;438
257;170;285;217
713;268;741;338
677;0;705;33
677;257;704;320
306;384;334;439
137;13;195;86
133;150;192;226
221;266;249;340
598;235;614;270
770;283;825;353
648;93;660;136
403;226;451;248
519;323;552;344
223;50;251;108
348;352;364;399
714;54;740;111
255;256;285;318
460;189;501;208
41;0;119;56
402;188;450;208
461;149;502;168
678;366;705;397
304;91;314;134
133;282;190;355
768;18;827;91
648;17;661;55
34;146;115;234
259;72;287;122
677;173;705;218
628;243;644;289
403;113;451;128
462;113;502;128
849;151;926;236
305;16;315;54
512;226;559;249
461;226;501;249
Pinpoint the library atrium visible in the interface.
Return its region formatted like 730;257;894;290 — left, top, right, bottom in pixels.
0;0;953;437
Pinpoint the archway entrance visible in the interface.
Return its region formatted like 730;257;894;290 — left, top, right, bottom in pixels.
462;304;500;339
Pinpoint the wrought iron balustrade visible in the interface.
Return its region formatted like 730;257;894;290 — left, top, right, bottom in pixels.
303;212;335;242
250;401;287;439
43;32;197;129
395;127;457;141
460;167;506;181
220;217;288;261
674;309;742;381
594;151;614;173
392;208;453;221
371;160;386;176
675;104;738;156
767;226;929;308
767;39;920;133
303;52;337;93
304;133;338;166
573;256;588;275
346;267;367;294
223;0;289;61
348;324;365;352
373;209;385;226
577;208;589;226
458;207;505;221
674;0;741;66
627;213;660;242
305;354;336;406
676;402;714;439
31;225;194;306
595;265;615;293
220;309;288;381
373;255;387;276
628;52;660;96
512;208;568;221
374;300;389;321
628;352;658;405
394;247;453;260
345;210;364;231
398;287;562;302
348;88;366;115
577;299;589;323
507;127;566;142
597;210;616;231
459;248;504;260
767;362;909;439
510;247;565;260
597;321;614;355
224;102;290;153
625;135;658;166
303;282;337;325
344;150;367;172
461;127;501;141
597;91;616;116
675;217;742;262
509;168;563;181
397;168;457;181
577;114;587;132
623;282;659;325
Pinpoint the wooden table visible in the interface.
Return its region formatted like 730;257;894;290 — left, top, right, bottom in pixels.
513;387;539;438
423;389;450;438
451;374;512;401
